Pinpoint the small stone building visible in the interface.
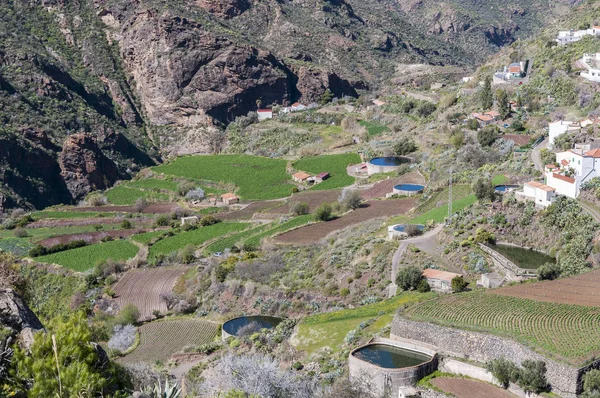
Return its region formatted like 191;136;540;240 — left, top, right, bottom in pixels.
221;193;239;205
478;272;505;289
292;171;311;183
181;216;199;226
422;269;461;293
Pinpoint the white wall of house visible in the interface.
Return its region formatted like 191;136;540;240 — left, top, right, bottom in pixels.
545;173;577;198
257;111;273;120
549;121;574;148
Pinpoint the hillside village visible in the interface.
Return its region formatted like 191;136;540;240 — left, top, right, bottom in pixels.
7;1;600;398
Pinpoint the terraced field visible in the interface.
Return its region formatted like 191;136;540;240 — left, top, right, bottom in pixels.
114;267;187;320
152;155;293;200
276;199;417;245
35;240;139;271
105;186;170;205
361;171;425;200
494;269;600;307
431;377;514;398
120;319;219;363
148;222;248;259
406;292;600;363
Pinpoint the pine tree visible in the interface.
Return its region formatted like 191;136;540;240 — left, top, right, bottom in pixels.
496;89;510;119
481;76;493;110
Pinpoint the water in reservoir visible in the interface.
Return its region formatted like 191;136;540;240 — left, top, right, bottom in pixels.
490;244;556;269
222;315;283;336
352;344;432;369
369;157;410;167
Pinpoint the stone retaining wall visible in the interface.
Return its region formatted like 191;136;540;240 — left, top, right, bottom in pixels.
391;317;600;397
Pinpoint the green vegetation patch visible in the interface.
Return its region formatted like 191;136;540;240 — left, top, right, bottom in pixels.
359;120;390;137
105;186;170;205
293;153;360;190
492;174;509;186
149;222;248;259
294;292;434;353
406;292;600;364
152;155;294;200
204;224;270;254
127;178;179;192
19;265;85;322
0;238;35;256
36;240;139;272
244;215;314;248
131;230;169;245
31;211;115;220
411;193;477;224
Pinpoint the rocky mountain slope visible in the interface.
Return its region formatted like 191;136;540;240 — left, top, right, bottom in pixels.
0;0;577;209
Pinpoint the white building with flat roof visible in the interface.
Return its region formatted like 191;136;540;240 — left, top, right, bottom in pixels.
516;181;556;208
556;27;600;45
580;53;600;83
546;149;600;198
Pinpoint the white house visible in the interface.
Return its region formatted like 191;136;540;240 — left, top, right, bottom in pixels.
516;181;556;208
556;27;600;45
257;109;273;120
422;269;461;293
580;53;600;83
546;148;600;198
548;120;581;148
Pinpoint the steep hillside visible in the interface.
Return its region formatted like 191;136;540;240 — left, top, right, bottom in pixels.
0;0;579;209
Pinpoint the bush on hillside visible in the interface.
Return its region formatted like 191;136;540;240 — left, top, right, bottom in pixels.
200;215;220;226
395;266;423;291
116;304;140;326
292;202;310;216
486;357;519;388
342;190;363;210
519;360;549;394
393;137;417;156
477;126;499;147
537;263;560;281
314;203;332;221
451;276;468;293
29;240;88;257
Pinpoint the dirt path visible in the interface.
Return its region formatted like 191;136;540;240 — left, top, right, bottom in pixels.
579;200;600;223
531;137;548;172
388;224;444;297
431;377;515;398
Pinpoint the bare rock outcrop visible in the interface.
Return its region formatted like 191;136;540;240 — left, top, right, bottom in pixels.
196;0;251;18
0;289;44;351
59;133;123;200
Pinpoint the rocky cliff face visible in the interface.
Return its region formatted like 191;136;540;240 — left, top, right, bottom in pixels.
59;134;124;200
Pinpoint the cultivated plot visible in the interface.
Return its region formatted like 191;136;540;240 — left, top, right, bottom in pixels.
113;266;188;320
431;377;515;398
120;319;218;364
275;199;417;245
494;269;600;307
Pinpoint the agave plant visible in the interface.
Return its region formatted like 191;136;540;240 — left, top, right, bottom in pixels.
143;379;182;398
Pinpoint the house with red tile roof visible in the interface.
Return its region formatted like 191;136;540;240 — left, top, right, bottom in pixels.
257;109;273;120
545;148;600;198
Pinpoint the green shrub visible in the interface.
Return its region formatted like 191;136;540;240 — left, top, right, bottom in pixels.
417;279;431;293
292;202;310;216
314;203;332;221
451;276;468;293
395;266;423;291
340;288;350;297
200;215;219;226
116;304;140;326
120;220;132;229
537;263;561;281
486;357;519;388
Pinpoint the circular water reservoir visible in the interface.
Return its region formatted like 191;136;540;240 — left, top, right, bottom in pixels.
366;157;411;175
352;344;432;369
393;184;425;196
393;224;425;233
222;315;283;339
494;184;519;193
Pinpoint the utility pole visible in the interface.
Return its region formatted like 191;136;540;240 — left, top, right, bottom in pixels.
448;168;453;219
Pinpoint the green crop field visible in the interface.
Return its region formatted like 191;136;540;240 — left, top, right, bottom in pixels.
406;292;600;364
148;222;248;259
492;174;509;186
105;186;170;205
359;120;390;137
35;240;139;271
152;155;293;200
131;230;169;245
0;238;34;256
0;225;122;241
293;153;360;190
293;292;434;354
410;186;476;224
127;178;179;192
204;224;270;254
121;319;219;363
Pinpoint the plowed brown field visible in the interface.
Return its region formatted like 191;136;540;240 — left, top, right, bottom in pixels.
361;171;425;200
493;269;600;307
220;200;285;220
114;267;188;320
275;199;417;245
431;377;515;398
